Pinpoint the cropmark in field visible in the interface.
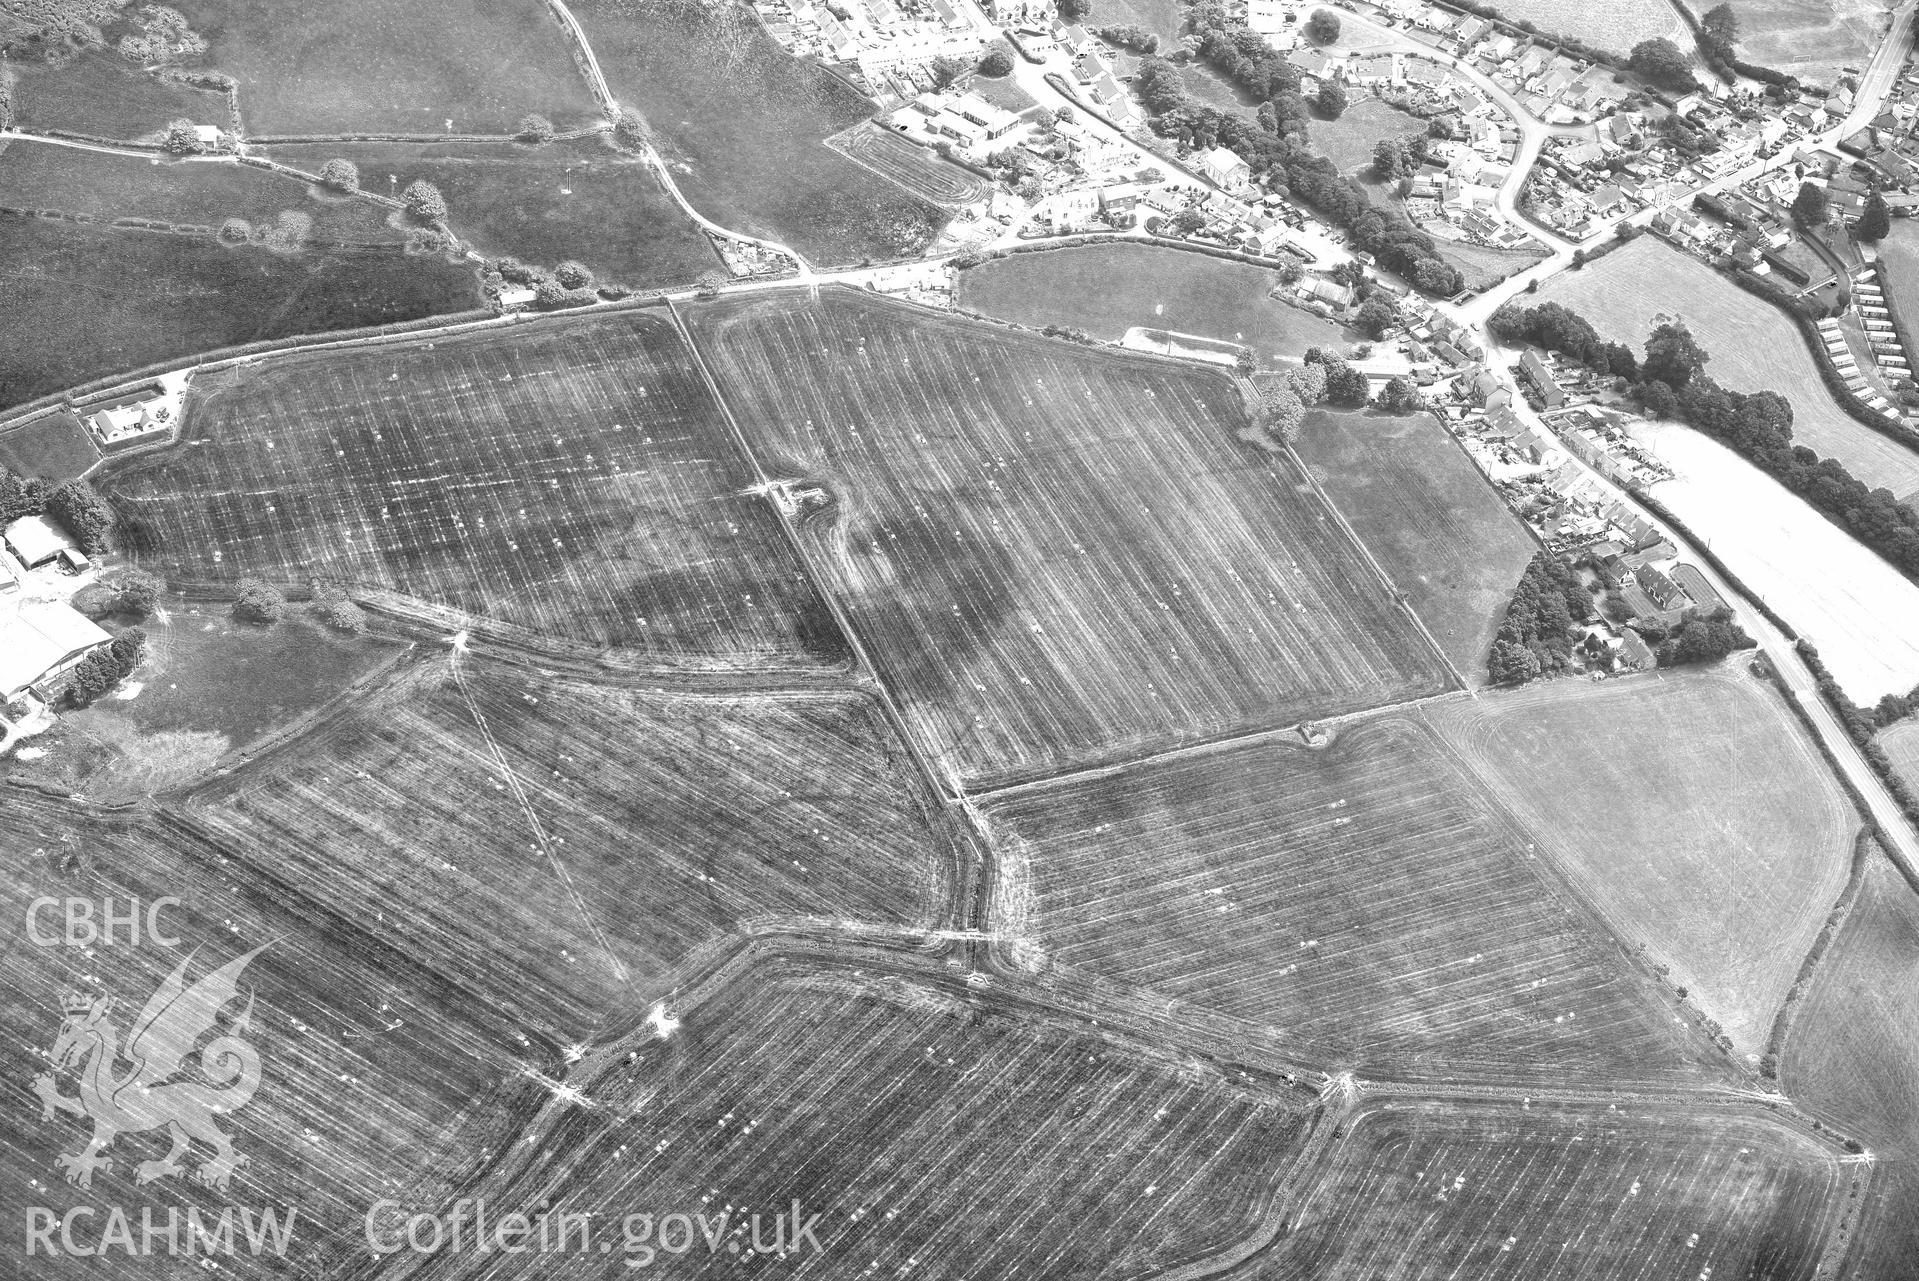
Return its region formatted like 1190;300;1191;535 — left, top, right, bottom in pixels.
1425;669;1857;1059
684;289;1452;789
982;714;1726;1084
102;308;840;666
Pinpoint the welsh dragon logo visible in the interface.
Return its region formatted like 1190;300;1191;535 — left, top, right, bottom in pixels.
32;943;270;1192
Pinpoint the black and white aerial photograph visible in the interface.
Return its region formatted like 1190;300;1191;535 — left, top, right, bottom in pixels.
2;0;1917;1275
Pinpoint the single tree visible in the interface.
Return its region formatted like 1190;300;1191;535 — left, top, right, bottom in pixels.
1171;208;1206;235
232;579;287;626
1372;138;1407;181
1791;180;1829;228
1353;294;1398;340
1700;3;1739;45
1056;0;1090;19
516;113;556;144
160;118;204;154
318;158;359;191
1258;385;1306;445
695;269;728;299
402;180;448;223
1373;375;1423;413
1642;320;1707;389
555;260;594;290
979;46;1014;77
1054;105;1074;124
1305;9;1340;44
1628;38;1695;91
1488;637;1542;685
1858;189;1892;242
218;216;251;243
1413;258;1458;295
1316;79;1348;120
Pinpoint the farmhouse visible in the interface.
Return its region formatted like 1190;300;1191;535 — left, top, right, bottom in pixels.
84;392;173;448
0;598;111;700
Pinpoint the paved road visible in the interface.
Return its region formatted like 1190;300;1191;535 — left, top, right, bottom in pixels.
1838;0;1919;137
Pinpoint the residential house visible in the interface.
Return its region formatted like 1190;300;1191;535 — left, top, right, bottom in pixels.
1198;145;1253;190
1519;349;1566;408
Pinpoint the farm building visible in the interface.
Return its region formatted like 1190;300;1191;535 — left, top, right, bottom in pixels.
3;514;87;572
0;598;111;700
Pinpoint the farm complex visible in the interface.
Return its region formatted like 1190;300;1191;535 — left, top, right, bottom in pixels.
6;0;1919;1275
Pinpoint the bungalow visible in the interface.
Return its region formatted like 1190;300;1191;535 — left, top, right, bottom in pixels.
84;392;175;447
1519;350;1566;408
954;94;1021;137
1454;16;1490;45
1350;54;1397;86
0;599;112;701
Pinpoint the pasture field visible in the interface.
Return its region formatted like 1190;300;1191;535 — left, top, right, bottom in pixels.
1874;220;1919;324
0;795;544;1280
425;955;1316;1280
0;141;409;246
102;309;838;664
1293;408;1538;682
1088;0;1184;41
571;0;950;265
1725;0;1888;86
1783;852;1919;1281
982;714;1724;1083
685;290;1452;788
168;0;603;136
0;409;98;479
1480;0;1688;54
1877;719;1919;797
290;136;722;288
1425;669;1857;1059
959;244;1351;368
0;214;481;411
180;656;960;1041
1435;238;1550;291
1533;236;1919;503
1311;98;1426;174
4;49;234;141
6;611;402;803
1255;1097;1850;1279
825;121;994;211
1627;416;1919;703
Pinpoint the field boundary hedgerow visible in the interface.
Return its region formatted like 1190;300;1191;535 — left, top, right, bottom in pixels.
1760;827;1877;1082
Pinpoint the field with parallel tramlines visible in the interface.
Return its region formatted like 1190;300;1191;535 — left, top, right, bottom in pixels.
0;796;541;1280
1293;408;1538;683
286;137;722;289
102;308;839;665
1254;1098;1850;1280
171;0;603;135
685;290;1451;788
1532;236;1919;504
179;656;960;1040
1784;852;1919;1281
572;0;949;265
825;122;994;211
428;955;1318;1280
982;714;1723;1083
1426;670;1856;1058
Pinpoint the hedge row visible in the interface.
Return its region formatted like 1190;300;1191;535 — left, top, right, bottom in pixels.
1795;637;1919;836
1759;824;1875;1078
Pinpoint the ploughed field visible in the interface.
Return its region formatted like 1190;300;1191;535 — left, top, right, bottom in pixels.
1425;670;1857;1059
176;655;960;1040
1250;1097;1853;1280
684;289;1452;788
981;714;1725;1084
422;954;1319;1280
102;308;839;666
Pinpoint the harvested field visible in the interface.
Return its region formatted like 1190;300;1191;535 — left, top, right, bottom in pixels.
421;954;1316;1280
1628;417;1919;703
1293;408;1538;682
686;290;1451;788
1480;0;1688;54
958;242;1352;369
102;309;839;664
1877;719;1919;797
1783;852;1919;1281
1533;236;1919;503
0;797;543;1279
0;410;97;480
179;656;960;1040
1726;0;1890;86
0;214;481;411
825;121;994;211
572;0;950;265
169;0;603;135
1254;1097;1850;1279
0;140;410;246
4;49;234;141
982;714;1724;1083
1425;670;1857;1058
288;136;721;288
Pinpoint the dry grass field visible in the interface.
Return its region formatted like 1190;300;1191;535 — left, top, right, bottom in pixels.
572;0;949;265
0;796;542;1281
1481;0;1688;54
1877;719;1919;796
102;309;839;666
424;955;1315;1280
1425;670;1857;1059
1311;98;1427;174
1724;0;1889;86
1783;852;1919;1281
0;410;98;480
1533;236;1919;503
285;137;723;289
958;243;1353;369
1293;408;1539;683
982;714;1724;1083
179;656;959;1042
1255;1097;1850;1279
171;0;604;136
685;290;1452;788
